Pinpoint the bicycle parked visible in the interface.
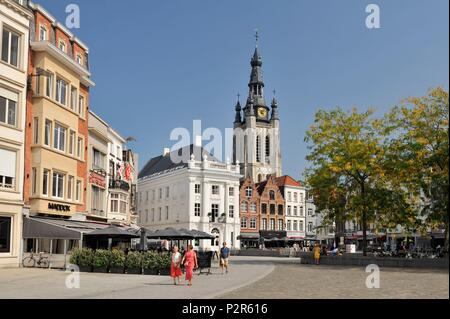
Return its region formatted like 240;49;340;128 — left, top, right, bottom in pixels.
22;252;49;268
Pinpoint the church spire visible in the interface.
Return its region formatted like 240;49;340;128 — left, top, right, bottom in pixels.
234;93;242;124
271;90;280;121
244;30;267;118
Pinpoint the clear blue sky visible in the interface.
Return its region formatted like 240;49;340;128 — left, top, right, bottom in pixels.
36;0;449;179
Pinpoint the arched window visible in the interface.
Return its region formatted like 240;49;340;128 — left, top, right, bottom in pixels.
269;190;275;200
258;174;263;183
241;217;248;228
265;135;270;163
256;135;261;163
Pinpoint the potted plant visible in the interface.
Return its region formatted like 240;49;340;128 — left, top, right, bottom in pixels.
143;251;159;275
159;252;172;276
109;249;125;274
70;248;93;272
125;251;143;275
93;249;110;273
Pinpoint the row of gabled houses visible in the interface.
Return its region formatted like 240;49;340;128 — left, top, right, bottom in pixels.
1;0;137;268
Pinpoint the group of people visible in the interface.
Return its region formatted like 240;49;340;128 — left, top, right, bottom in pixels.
169;242;231;286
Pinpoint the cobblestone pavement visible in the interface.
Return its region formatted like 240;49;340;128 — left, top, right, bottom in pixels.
219;263;449;299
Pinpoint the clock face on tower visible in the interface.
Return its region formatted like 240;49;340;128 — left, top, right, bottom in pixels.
258;107;267;119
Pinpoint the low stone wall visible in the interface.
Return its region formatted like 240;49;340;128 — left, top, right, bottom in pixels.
299;253;449;269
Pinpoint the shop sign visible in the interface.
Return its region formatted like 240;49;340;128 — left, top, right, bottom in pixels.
48;203;71;212
90;171;106;188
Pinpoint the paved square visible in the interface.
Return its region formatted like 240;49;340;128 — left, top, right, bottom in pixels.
0;257;447;299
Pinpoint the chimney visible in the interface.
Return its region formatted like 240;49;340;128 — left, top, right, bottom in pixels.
194;135;202;147
163;148;170;156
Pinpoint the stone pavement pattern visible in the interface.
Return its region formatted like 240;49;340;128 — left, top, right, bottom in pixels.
219;263;449;299
0;256;448;299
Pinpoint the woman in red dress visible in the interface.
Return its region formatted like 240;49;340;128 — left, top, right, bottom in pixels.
181;245;198;286
170;245;182;285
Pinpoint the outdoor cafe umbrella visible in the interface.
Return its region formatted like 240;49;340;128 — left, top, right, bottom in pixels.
180;228;215;240
84;225;140;249
147;228;194;240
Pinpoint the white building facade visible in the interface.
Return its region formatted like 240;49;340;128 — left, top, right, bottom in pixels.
0;0;32;268
138;145;242;250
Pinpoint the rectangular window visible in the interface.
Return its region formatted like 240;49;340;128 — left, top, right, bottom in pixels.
270;219;275;231
53;123;66;152
39;25;47;41
294;192;298;202
76;54;83;65
31;168;37;196
59;40;66;53
151;208;155;222
261;204;267;215
166;186;170;198
241;217;247;228
165;206;169;220
250;202;257;212
110;193;119;213
33;118;39;144
42;169;49;196
55;78;67;105
229;205;234;218
52;172;64;199
78;95;84;117
70;86;77;111
294;206;298;216
278;220;283;231
270;204;275;215
250;218;256;229
287;206;291;216
211;204;219;221
0;93;17;127
69;131;75;155
91;186;104;214
293;221;298;231
159;188;162;199
146;191;149;201
300;220;304;232
44;120;51;146
158;208;162;221
308;222;313;232
119;194;127;214
229;187;234;197
194;184;201;194
145;209;148;223
308;208;313;216
93;149;104;169
0;217;12;253
300;206;304;216
1;28;20;67
212;185;219;195
67;176;74;200
241;202;247;212
152;190;155;200
194;203;201;217
76;180;81;202
0;148;16;190
46;73;53;98
287;220;292;231
262;218;267;231
77;137;83;158
287;192;292;202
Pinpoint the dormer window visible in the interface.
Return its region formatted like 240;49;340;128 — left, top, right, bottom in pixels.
59;40;66;53
39;25;47;41
76;54;83;65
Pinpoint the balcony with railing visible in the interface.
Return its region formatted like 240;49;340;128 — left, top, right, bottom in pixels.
109;179;130;192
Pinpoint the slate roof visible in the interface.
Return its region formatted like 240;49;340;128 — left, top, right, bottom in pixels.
138;144;220;179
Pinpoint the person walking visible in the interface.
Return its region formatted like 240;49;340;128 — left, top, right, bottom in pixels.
220;242;230;274
170;245;182;285
313;243;321;265
182;245;198;286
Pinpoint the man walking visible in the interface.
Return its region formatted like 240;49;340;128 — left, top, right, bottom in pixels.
220;242;230;275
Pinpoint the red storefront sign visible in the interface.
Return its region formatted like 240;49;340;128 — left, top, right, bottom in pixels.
89;171;106;188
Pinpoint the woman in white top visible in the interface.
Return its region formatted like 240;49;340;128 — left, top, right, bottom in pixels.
170;245;182;285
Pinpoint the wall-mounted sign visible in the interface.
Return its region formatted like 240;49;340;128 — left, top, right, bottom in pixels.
48;203;71;212
89;171;106;188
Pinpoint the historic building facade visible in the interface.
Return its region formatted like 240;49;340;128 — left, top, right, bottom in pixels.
87;111;109;221
0;0;32;268
233;36;282;182
238;177;260;248
138;143;242;250
24;3;94;220
256;175;285;234
274;176;306;240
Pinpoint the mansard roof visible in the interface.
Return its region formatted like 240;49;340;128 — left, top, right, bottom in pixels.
138;145;219;179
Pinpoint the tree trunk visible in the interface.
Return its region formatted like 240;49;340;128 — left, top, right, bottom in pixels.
445;222;449;256
361;183;368;257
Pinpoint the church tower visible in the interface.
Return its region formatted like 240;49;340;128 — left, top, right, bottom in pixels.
233;32;282;182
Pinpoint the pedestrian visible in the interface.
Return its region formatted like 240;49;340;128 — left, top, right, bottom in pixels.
170;245;182;285
220;242;231;274
313;244;321;265
181;245;198;286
